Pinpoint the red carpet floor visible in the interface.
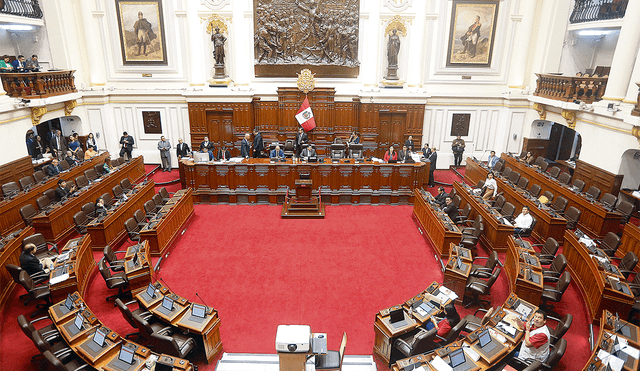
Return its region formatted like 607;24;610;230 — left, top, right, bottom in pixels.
0;166;593;371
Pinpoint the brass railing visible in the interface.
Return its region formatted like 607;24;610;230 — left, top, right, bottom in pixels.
534;73;608;104
1;70;77;99
570;0;627;23
0;0;43;19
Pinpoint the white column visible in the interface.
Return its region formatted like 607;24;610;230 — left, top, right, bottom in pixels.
78;1;106;86
405;1;427;86
185;1;206;85
603;0;640;101
507;0;539;89
624;46;640;104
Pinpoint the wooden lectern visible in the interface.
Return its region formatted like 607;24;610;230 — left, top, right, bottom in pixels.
281;175;325;218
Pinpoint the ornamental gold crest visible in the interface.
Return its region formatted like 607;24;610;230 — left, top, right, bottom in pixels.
297;69;315;94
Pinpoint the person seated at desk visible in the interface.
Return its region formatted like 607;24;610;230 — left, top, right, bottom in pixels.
401;147;415;163
513;206;533;235
64;150;79;167
384;146;398;162
515;310;550;362
0;55;14;71
487;150;499;169
11;54;26;70
434;187;448;206
25;54;40;71
270;145;284;160
47;159;63;176
348;131;360;145
425;304;460;338
301;144;316;160
176;138;190;160
217;146;231;161
482;172;497;201
84;145;98;160
20;243;54;275
103;158;114;173
54;179;76;202
442;197;458;220
522;152;534;166
95;197;108;215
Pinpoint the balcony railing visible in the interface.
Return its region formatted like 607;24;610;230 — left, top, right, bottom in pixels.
534;73;608;104
570;0;627;23
0;0;43;19
1;70;77;99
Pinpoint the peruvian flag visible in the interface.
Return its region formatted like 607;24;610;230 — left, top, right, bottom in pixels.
295;97;316;132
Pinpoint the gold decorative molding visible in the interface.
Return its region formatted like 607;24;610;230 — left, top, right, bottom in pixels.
64;100;77;116
31;106;47;125
383;15;410;36
533;102;546;120
632;126;640;146
201;13;231;34
296;69;316;94
561;109;576;129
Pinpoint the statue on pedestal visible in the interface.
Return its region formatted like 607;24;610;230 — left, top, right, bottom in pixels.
385;29;400;80
202;13;232;86
211;26;227;78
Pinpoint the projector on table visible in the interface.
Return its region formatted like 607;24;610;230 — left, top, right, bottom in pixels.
275;325;310;353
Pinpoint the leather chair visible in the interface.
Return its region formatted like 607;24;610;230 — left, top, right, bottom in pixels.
98;258;129;303
502;167;512;179
572;179;585;192
94;164;105;176
547;314;572;346
490;194;506;212
20;204;39;226
19;175;35;190
59;160;70;171
493;161;504;174
17;314;60;346
461;215;482;236
44;189;56;201
144;200;157;218
532;237;559;266
547;166;561;179
393;328;436;360
437;318;468;345
74;175;89;189
120;178;133;192
585;186;601;200
539;161;549;172
511;338;566;371
516;177;529;190
557;172;571;185
616;201;634;224
72;211;89;235
598;232;621;257
33;170;46;183
330;143;346;159
81;202;96;219
283;140;295;158
112;185;125;200
563;206;581;229
18;270;52;317
462;307;494;334
159;187;172;203
528;184;542;198
84;169;98;182
475;180;485;189
464;267;500;309
612;251;638;280
469;251;499;279
117;157;126;165
501;202;516;221
516;216;537;239
29;331;75;365
534;156;545;167
508;171;520;184
349;144;364;160
542;254;567;283
315;332;347;371
540;271;570;312
460;223;483;256
600;193;617;208
6;264;48;304
452;194;462;209
101;192;113;208
456;204;472;225
103;245;126;272
449;187;457;201
76;149;84;161
2;181;21;198
133;209;148;229
125;218;141;243
550;196;568;213
22;233;58;259
115;298;152;340
131;311;172;341
152;193;165;209
541;191;554;203
150;332;197;359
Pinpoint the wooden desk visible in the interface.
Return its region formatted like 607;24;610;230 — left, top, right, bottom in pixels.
619;223;640;266
124;241;153;297
48;235;94;303
563;231;635;323
32;156;145;243
412;189;462;259
179;158;429;205
0;152;109;236
140;188;194;257
502;154;623;239
443;244;472;303
505;236;543;306
465;158;567;243
0;227;34;308
453;182;514;253
136;281;222;364
87;180;155;250
583;310;640;371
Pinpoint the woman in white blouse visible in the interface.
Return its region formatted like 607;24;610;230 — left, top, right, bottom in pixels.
482;172;498;200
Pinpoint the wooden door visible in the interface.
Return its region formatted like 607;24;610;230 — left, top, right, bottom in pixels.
378;112;406;156
206;110;234;150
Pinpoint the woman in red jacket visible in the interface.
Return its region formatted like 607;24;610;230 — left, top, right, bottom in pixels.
384;145;398;162
425;304;460;338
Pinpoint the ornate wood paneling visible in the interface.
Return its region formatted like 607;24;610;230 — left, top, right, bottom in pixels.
574;158;624;196
188;102;253;156
0;156;35;191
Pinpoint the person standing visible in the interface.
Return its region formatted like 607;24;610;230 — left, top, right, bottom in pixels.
176;138;190;159
85;133;97;151
119;131;134;160
422;143;431;159
50;130;68;159
452;136;465;168
404;135;415;151
428;148;437;187
487;150;499;169
252;129;264;158
157;136;172;172
241;133;251;159
295;128;308;157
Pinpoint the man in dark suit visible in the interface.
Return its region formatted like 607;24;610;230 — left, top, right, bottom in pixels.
295;128;308;157
217;146;231;161
54;179;75;202
119;131;134;160
200;136;214;152
428;148;437;187
270;145;284;160
20;243;53;275
241;133;251;158
50;130;67;158
402;148;415;163
422;143;431;158
47;159;63;176
11;55;26;70
176;138;190;159
404;135;415;151
64;151;79;166
301;144;316;159
252;129;264;158
434;187;448;206
442;197;458;221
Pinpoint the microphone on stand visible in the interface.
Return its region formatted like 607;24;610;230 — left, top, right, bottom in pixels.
479;149;491;162
159;277;177;299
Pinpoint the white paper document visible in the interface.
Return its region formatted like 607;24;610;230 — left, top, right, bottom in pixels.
49;273;69;285
463;345;480;362
429;356;453;371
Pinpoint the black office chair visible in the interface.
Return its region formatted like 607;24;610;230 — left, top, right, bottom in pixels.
600;193;617;209
144;200;157;218
133;209;148;229
349;144;364;160
98;258;129;304
539;161;549;172
17;314;60;348
464;267;500;309
616;201;635;224
456;204;472;225
541;191;554;203
315;332;347;371
43;349;92;371
20;204;39;226
461;215;483;236
469;251;499;279
612;251;638;280
550;196;568;214
540;272;570;314
94;163;105;176
557;172;571;185
542;254;567;283
563;206;581;229
152;194;164;210
460;223;483;257
101;192;113;208
84;169;99;182
159;187;173;203
112;185;125;200
33;170;47;183
44;189;56;202
22;233;58;260
534;156;545;167
124;218;141;244
516;177;529;190
6;264;48;304
500;202;516;221
462;307;494;335
103;245;126;272
493;161;504;174
38;195;53;211
150;332;197;359
490;194;505;211
532;237;560;266
59;160;70;171
510;338;566;371
120;178;133;192
585;186;601;200
2;181;21;198
452;194;462;209
19;175;35;190
72;211;89;235
393;328;437;361
330;144;346;160
547;166;561;179
18;270;52;318
547;315;572;346
283;140;295;158
502;167;512;179
28;331;75;365
528;184;542;198
508;171;521;184
572;179;585;192
81;202;96;219
115;298;152;340
598;232;621;257
74;175;89;189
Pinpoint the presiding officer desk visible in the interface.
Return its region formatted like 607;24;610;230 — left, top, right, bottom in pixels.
465;157;567;243
584;310;640;371
501;153;622;239
0;152;109;236
136;280;222;364
0;226;34;308
413;189;463;259
32;156;146;243
49;291;195;370
179;157;429;205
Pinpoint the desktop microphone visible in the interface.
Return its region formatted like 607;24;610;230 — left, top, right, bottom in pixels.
195;292;212;313
159;277;176;295
479;149;491;162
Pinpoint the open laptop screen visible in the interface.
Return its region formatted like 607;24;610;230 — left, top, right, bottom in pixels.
145;284;156;299
64;294;74;311
93;327;107;347
449;348;466;368
73;313;84;330
118;344;135;364
478;329;492;348
192;304;206;318
161;296;174;311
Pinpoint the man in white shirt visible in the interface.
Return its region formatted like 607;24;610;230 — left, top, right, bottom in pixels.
515;310;550;362
513;206;533;235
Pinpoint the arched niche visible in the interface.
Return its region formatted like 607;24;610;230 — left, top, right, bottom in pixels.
526;120;582;162
24;115;85;155
618;149;640;191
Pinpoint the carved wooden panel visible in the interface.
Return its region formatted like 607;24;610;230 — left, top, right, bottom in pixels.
522;138;548;159
574;159;624;196
142;111;162;134
0;156;34;189
451;114;470;137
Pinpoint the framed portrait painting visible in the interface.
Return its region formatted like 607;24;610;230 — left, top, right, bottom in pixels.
446;0;499;67
115;0;168;65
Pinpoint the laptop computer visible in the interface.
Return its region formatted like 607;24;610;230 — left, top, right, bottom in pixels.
157;295;174;315
450;348;472;371
59;293;74;315
477;329;497;352
86;327;108;353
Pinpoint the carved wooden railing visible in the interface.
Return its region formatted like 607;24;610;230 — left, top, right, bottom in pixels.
533;73;608;104
0;0;43;19
0;70;77;99
632;83;640;117
570;0;628;23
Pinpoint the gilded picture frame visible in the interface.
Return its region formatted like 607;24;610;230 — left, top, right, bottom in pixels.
115;0;168;65
446;0;499;67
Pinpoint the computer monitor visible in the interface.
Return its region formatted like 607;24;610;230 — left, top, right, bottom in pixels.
93;327;107;347
478;329;492;348
449;348;466;368
145;283;156;299
73;313;84;330
132;252;139;267
161;296;174;311
388;160;398;164
64;294;74;311
389;308;404;324
194;152;209;163
118;344;135;364
192;303;206;318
